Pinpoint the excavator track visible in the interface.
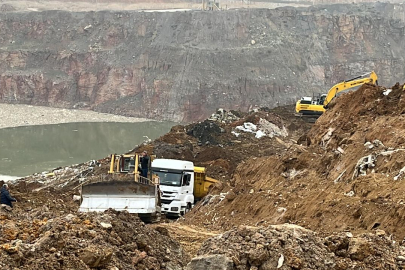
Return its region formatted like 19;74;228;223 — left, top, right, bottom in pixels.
294;113;319;123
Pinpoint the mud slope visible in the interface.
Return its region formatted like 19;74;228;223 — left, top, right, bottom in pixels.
1;3;405;122
183;82;405;241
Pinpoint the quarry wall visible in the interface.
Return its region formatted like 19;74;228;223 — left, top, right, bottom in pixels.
0;3;404;122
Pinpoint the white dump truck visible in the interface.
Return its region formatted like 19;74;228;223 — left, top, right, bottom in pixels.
79;154;217;220
152;158;218;217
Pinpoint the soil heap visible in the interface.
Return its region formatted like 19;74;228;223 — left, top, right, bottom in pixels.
0;165;189;270
188;224;405;270
144;105;312;182
181;82;405;241
1;82;405;269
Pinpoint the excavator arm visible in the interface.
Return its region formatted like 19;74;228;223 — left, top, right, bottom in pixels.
323;71;378;108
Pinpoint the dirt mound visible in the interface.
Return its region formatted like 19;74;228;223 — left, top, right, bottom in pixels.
308;82;405;150
0;161;189;269
0;208;188;269
144;106;312;181
182;82;405;242
189;224;404;270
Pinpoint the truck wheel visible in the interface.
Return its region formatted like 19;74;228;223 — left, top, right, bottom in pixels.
184;203;191;215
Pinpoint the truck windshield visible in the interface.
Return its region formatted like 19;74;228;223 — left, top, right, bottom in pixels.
153;171;182;187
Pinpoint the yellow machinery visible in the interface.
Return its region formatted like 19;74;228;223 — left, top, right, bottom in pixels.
108;154;153;184
295;71;378;117
79;153;161;222
79;154;218;220
193;166;218;200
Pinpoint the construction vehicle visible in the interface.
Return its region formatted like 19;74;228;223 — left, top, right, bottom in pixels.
151;159;218;217
79;154;161;223
79;154;218;220
295;71;378;117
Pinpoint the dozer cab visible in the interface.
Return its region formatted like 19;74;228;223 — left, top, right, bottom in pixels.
79;154;161;223
295;71;378;119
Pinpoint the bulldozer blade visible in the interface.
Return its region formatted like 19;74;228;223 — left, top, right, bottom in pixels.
79;181;157;214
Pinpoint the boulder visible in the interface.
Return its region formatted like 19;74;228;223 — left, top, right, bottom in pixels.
186;254;233;270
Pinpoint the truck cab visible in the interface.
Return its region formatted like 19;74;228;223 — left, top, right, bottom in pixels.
151;159;195;217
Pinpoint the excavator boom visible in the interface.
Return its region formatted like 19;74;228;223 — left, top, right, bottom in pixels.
295;71;378;118
323;71;378;108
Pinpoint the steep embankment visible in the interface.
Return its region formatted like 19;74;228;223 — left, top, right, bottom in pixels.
183;82;405;242
1;3;405;122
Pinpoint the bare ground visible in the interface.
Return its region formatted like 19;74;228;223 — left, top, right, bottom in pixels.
0;104;150;129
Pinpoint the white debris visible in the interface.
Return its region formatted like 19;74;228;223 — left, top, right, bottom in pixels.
334;169;347;183
73;195;81;201
321;128;335;147
236;122;257;133
352;154;376;179
209;108;239;123
84;24;92;30
234;119;287;139
337;147;345;154
373;139;385;148
383;89;392;96
231;131;240;137
255;130;266;138
394;166;405;181
277;207;287;213
277;254;284;268
398;255;405;261
100;222;112;229
258;118;288;138
364;142;374;149
344;191;355;197
219;192;228;202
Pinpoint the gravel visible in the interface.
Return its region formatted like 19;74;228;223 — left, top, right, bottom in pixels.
0;104;150;129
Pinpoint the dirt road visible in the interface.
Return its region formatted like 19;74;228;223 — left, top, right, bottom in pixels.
151;222;220;258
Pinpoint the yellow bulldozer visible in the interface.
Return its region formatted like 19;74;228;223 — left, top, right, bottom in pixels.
79;153;218;220
79;153;161;222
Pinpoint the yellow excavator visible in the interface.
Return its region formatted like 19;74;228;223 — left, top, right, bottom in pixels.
295;71;378;117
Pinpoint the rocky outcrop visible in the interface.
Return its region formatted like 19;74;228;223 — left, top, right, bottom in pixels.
0;3;404;122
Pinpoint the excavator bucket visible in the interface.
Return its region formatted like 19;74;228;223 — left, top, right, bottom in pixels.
79;180;158;214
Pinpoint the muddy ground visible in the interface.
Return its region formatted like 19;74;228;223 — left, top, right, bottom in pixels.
1;82;405;269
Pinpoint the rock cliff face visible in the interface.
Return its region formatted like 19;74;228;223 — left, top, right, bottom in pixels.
0;3;404;122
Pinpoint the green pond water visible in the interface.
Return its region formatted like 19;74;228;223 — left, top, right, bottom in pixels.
0;121;174;178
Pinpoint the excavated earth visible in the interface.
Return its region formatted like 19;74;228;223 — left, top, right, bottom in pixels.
2;82;405;269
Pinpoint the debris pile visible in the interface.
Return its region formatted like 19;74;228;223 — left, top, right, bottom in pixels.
182;82;405;241
189;224;404;270
208;109;240;123
150;105;311;181
233;118;288;139
0;209;189;269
